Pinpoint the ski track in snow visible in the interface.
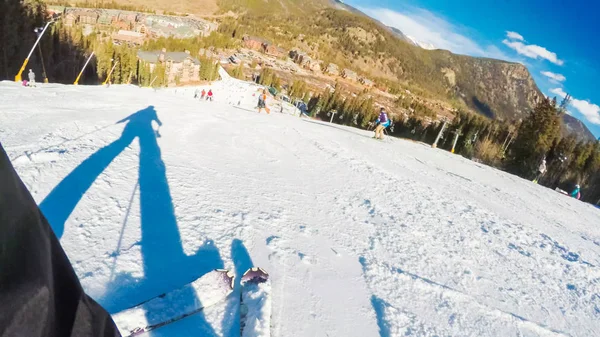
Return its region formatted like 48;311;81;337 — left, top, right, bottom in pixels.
1;77;600;337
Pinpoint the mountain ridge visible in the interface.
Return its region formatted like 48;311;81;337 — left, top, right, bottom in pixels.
84;0;595;141
324;0;595;141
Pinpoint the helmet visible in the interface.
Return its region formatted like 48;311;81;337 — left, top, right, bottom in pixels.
576;184;580;188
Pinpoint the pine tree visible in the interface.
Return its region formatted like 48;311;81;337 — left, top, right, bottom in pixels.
152;63;166;87
1;0;47;80
508;97;562;177
232;63;244;79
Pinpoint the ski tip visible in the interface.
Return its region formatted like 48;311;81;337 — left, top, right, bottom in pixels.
241;267;269;284
215;269;236;290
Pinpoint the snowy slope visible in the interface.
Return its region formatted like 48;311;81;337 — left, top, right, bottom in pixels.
406;35;437;50
1;77;600;337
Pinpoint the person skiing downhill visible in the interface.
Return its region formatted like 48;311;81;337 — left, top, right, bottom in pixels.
257;89;270;114
533;158;547;183
571;184;581;200
201;89;206;100
373;107;390;140
28;69;36;84
206;89;213;101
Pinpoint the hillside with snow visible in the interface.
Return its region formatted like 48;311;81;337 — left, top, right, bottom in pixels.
1;74;599;337
405;35;437;50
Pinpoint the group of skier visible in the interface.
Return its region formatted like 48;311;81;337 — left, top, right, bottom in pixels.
205;88;582;200
534;158;581;199
253;89;392;140
194;88;214;101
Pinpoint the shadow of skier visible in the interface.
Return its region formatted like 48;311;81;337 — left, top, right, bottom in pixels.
40;106;166;239
41;106;223;336
371;295;392;337
222;239;254;337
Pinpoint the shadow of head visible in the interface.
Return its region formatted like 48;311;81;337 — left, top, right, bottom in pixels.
116;105;163;140
118;105;161;127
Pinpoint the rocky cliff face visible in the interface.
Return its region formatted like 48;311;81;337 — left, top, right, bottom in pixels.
222;0;596;141
441;55;595;140
443;55;542;121
562;114;596;141
395;49;595;140
324;2;596;140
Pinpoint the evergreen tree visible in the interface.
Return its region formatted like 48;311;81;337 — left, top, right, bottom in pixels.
508;97;562;177
1;0;48;79
231;63;244;79
152;63;167;87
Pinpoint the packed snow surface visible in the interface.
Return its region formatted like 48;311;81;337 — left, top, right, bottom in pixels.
241;278;272;337
1;75;600;337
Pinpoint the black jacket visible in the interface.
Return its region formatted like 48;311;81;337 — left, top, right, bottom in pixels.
0;143;120;337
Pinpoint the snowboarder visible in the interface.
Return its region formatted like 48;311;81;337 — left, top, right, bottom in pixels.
0;143;121;336
533;158;547;183
206;89;213;101
257;89;270;114
373;107;390;140
571;184;581;200
201;89;207;100
28;69;36;85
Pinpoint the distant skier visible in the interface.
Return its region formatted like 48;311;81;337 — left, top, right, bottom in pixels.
297;101;308;117
201;89;207;100
533;158;547;183
28;69;36;85
373;107;390;140
571;184;581;200
257;89;270;114
194;89;199;99
206;89;213;101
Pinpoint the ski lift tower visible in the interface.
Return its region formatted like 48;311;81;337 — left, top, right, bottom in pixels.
15;19;55;82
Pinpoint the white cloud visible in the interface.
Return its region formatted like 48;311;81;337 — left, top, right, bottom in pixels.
360;7;514;61
502;39;564;65
356;5;563;66
506;31;524;41
550;88;600;125
541;71;566;82
550;87;566;97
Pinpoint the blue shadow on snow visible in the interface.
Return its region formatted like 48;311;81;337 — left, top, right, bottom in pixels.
371;295;392;337
222;238;255;337
41;106;223;336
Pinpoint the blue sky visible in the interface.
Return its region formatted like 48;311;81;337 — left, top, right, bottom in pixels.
345;0;600;138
